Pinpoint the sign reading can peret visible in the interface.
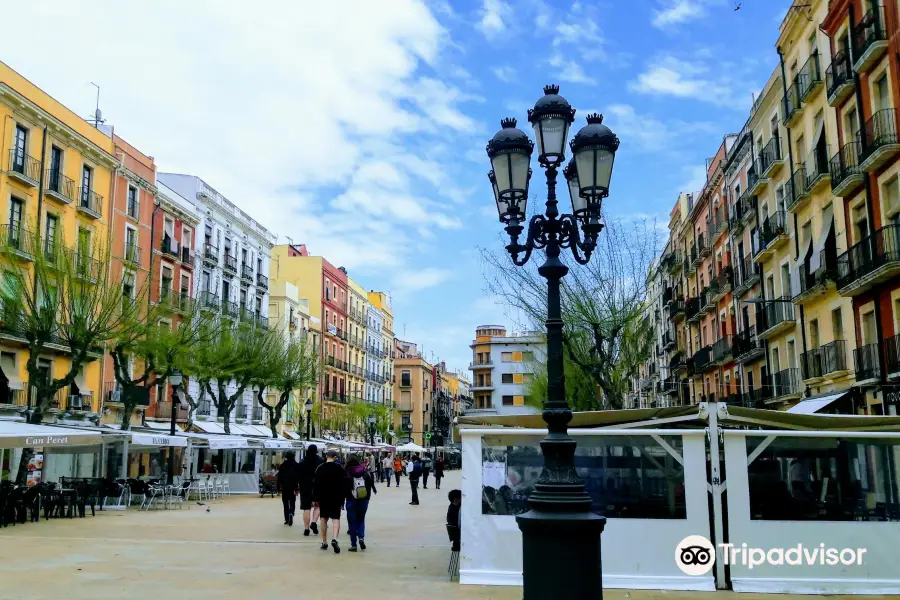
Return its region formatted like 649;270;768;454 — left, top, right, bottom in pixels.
25;436;70;446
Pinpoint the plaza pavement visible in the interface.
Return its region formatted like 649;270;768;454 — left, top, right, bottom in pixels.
0;471;897;600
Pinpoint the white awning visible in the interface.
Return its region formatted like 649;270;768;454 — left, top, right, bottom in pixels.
73;371;93;396
283;430;301;440
261;438;294;449
0;353;24;390
183;433;249;449
786;392;848;414
0;422;105;449
809;204;835;273
191;420;227;434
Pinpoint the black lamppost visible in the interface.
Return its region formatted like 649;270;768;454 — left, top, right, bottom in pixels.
486;85;619;599
367;414;376;446
304;398;314;441
167;370;184;485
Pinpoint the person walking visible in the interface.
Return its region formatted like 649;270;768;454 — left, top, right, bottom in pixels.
421;453;433;489
313;450;348;554
408;454;422;505
382;454;393;487
393;455;403;487
345;455;376;552
298;445;323;537
276;452;300;526
434;456;445;490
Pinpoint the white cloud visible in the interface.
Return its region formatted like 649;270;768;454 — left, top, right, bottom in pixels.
653;0;707;28
680;164;709;194
1;0;483;277
477;0;511;40
391;267;456;298
629;55;749;108
492;66;517;83
597;103;717;155
548;54;595;86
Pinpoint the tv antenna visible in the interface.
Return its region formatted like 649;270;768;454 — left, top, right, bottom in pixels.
86;82;105;128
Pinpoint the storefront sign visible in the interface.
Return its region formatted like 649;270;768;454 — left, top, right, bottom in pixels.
131;434;188;448
24;436;70;446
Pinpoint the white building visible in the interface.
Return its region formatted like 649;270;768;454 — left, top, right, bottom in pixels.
468;325;543;416
366;304;385;404
627;254;671;409
158;173;276;424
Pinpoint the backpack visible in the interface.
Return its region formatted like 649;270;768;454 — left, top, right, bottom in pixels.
352;476;368;499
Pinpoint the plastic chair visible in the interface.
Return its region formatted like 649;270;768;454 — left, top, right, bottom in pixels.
221;478;231;497
214;477;225;499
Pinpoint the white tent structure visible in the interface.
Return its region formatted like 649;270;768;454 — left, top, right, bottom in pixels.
395;442;426;453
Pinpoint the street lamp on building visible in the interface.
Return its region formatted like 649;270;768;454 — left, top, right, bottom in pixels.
367;414;376;446
485;85;619;599
304;398;314;441
167;370;184;485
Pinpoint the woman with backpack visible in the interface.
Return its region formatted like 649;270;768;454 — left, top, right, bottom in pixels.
344;454;377;552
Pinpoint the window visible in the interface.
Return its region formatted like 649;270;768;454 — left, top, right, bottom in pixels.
180;274;190;298
8;198;23;231
201;270;211;293
44;214;59;253
802;221;812;247
522;351;535;362
852;203;869;242
81;165;93;203
122;271;136;300
809;319;819;349
844;106;860;142
401;370;411;387
501;373;513;384
862;310;876;345
780;263;791;298
12;125;27;171
832;308;844;341
883;176;900;219
874;73;890;113
125;227;138;262
501;352;512;362
502;395;514;406
127;186;139;218
161;265;173;298
48;146;63;192
77;227;91;258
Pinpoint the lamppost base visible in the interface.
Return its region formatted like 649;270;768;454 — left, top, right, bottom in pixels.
516;508;605;599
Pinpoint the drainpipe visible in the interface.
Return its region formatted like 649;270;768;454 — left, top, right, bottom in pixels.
848;4;886;400
778;46;809;384
148;201;161;311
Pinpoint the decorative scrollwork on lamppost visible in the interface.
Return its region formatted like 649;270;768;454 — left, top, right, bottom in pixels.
485;85;619;599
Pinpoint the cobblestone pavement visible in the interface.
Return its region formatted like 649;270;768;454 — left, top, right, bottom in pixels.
0;471;896;600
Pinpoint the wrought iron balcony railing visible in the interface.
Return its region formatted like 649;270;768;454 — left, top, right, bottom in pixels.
7;149;40;184
46;168;75;202
77;187;103;218
836;224;900;291
853;342;881;382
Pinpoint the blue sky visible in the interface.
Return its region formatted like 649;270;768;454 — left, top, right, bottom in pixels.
3;0;791;374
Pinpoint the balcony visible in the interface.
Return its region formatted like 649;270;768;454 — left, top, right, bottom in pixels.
45;169;75;204
662;330;676;351
803;144;831;195
858;108;900;172
77;188;103;219
714;265;733;299
756;298;795;340
181;246;194;267
0;225;35;261
685;296;701;322
739;388;770;408
829;142;865;197
701;283;717;312
837;225;900;296
692;237;706;268
241;264;254;283
161;235;179;258
666;251;683;275
733;326;765;363
698;234;711;259
796;52;823;102
740;190;757;224
669;297;685;322
826;52;854;107
124;241;142;265
65;394;95;414
730;200;745;234
470;383;495;392
693;346;713;373
758;136;784;178
252;405;263;421
783;81;804;127
196;399;212;416
203;243;219;265
884;335;900;378
734;255;759;296
754;211;788;261
0;389;27;408
801;340;849;382
256;273;269;290
6;149;40;187
747;164;767;196
711;207;728;242
199;290;220;312
662;376;679;396
770;368;802;401
670;353;688;374
711;335;733;365
852;6;888;73
786;166;809;213
853;342;881;383
223;253;237;274
794;250;838;303
104;385;151;409
155;401;189;422
221;300;239;319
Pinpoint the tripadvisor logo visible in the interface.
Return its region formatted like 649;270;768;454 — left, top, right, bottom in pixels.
675;535;868;574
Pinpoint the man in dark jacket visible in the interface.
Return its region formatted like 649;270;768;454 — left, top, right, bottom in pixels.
408;454;422;505
276;452;300;526
298;445;324;536
313;449;349;553
422;454;433;489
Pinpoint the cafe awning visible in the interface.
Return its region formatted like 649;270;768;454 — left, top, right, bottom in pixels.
183;433;250;449
457;405;701;429
73;371;94;396
785;392;848;414
0;421;106;449
130;432;188;448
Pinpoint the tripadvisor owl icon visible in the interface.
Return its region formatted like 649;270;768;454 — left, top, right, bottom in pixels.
675;535;716;576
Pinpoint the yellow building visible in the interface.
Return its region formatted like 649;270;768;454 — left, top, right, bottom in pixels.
368;290;395;406
393;339;432;446
346;277;368;403
779;1;857;401
267;280;314;434
0;61;116;420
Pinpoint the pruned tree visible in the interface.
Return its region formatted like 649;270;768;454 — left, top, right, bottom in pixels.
257;334;319;438
483;217;659;410
111;295;216;430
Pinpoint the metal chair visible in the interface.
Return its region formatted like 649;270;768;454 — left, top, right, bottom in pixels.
214;477;225;499
446;524;460;581
221;478;231;497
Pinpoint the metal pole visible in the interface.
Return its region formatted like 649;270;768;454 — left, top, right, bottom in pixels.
306;410;311;441
168;382;177;484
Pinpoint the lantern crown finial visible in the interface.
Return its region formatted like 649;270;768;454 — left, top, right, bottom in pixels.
543;84;560;95
586;113;603;125
501;117;517;129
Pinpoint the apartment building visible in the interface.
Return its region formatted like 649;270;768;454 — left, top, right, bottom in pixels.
627;255;668;408
159;173;275;424
346;277;369;403
393;339;433;445
267;280;313;433
467;325;542;416
368;290;395;407
364;300;386;404
0;61;116;421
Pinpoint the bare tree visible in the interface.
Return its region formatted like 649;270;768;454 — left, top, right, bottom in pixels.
255;334;319;438
482;217;659;409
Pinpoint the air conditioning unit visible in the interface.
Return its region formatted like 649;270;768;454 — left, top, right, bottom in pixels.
69;395;83;410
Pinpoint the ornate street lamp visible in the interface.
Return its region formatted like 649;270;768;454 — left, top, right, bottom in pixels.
304;398;314;441
486;85;619;599
167;370;184;484
367;414;376;446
